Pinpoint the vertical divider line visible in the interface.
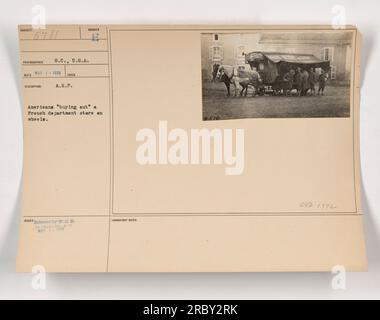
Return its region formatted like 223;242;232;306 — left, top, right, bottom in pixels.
353;29;358;212
106;26;114;272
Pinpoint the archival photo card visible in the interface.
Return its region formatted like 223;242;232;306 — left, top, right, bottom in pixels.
201;31;354;120
16;25;365;272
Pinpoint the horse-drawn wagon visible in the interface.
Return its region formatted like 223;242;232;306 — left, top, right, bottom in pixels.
245;51;330;95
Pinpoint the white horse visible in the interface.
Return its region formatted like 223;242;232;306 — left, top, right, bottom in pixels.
217;65;261;97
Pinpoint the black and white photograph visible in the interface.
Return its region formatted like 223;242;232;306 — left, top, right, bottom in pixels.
201;31;354;120
2;0;380;303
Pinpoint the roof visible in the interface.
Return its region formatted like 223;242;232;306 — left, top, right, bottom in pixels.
245;51;328;64
259;32;353;45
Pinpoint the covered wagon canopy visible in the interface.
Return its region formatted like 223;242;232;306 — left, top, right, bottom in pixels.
245;51;330;84
245;51;330;68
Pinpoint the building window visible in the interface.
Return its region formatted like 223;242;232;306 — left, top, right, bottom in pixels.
213;34;219;42
209;45;223;61
330;65;337;80
235;45;246;66
321;47;334;62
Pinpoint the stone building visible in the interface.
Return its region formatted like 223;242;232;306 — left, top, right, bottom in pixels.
201;32;353;83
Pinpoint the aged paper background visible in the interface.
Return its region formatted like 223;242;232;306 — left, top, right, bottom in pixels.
16;25;366;272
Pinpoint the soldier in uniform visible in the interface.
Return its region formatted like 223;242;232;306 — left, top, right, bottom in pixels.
318;70;328;96
301;69;310;96
212;63;220;82
309;67;317;96
294;67;303;96
283;69;295;96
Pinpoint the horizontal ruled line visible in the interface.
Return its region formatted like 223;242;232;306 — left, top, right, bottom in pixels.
112;212;359;215
23;76;109;79
20;38;107;41
23;213;361;218
22;63;109;66
20;50;108;53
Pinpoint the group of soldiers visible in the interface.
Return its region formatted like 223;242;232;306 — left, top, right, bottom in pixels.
282;67;328;97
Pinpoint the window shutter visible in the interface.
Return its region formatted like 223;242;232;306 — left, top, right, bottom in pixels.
329;48;334;63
